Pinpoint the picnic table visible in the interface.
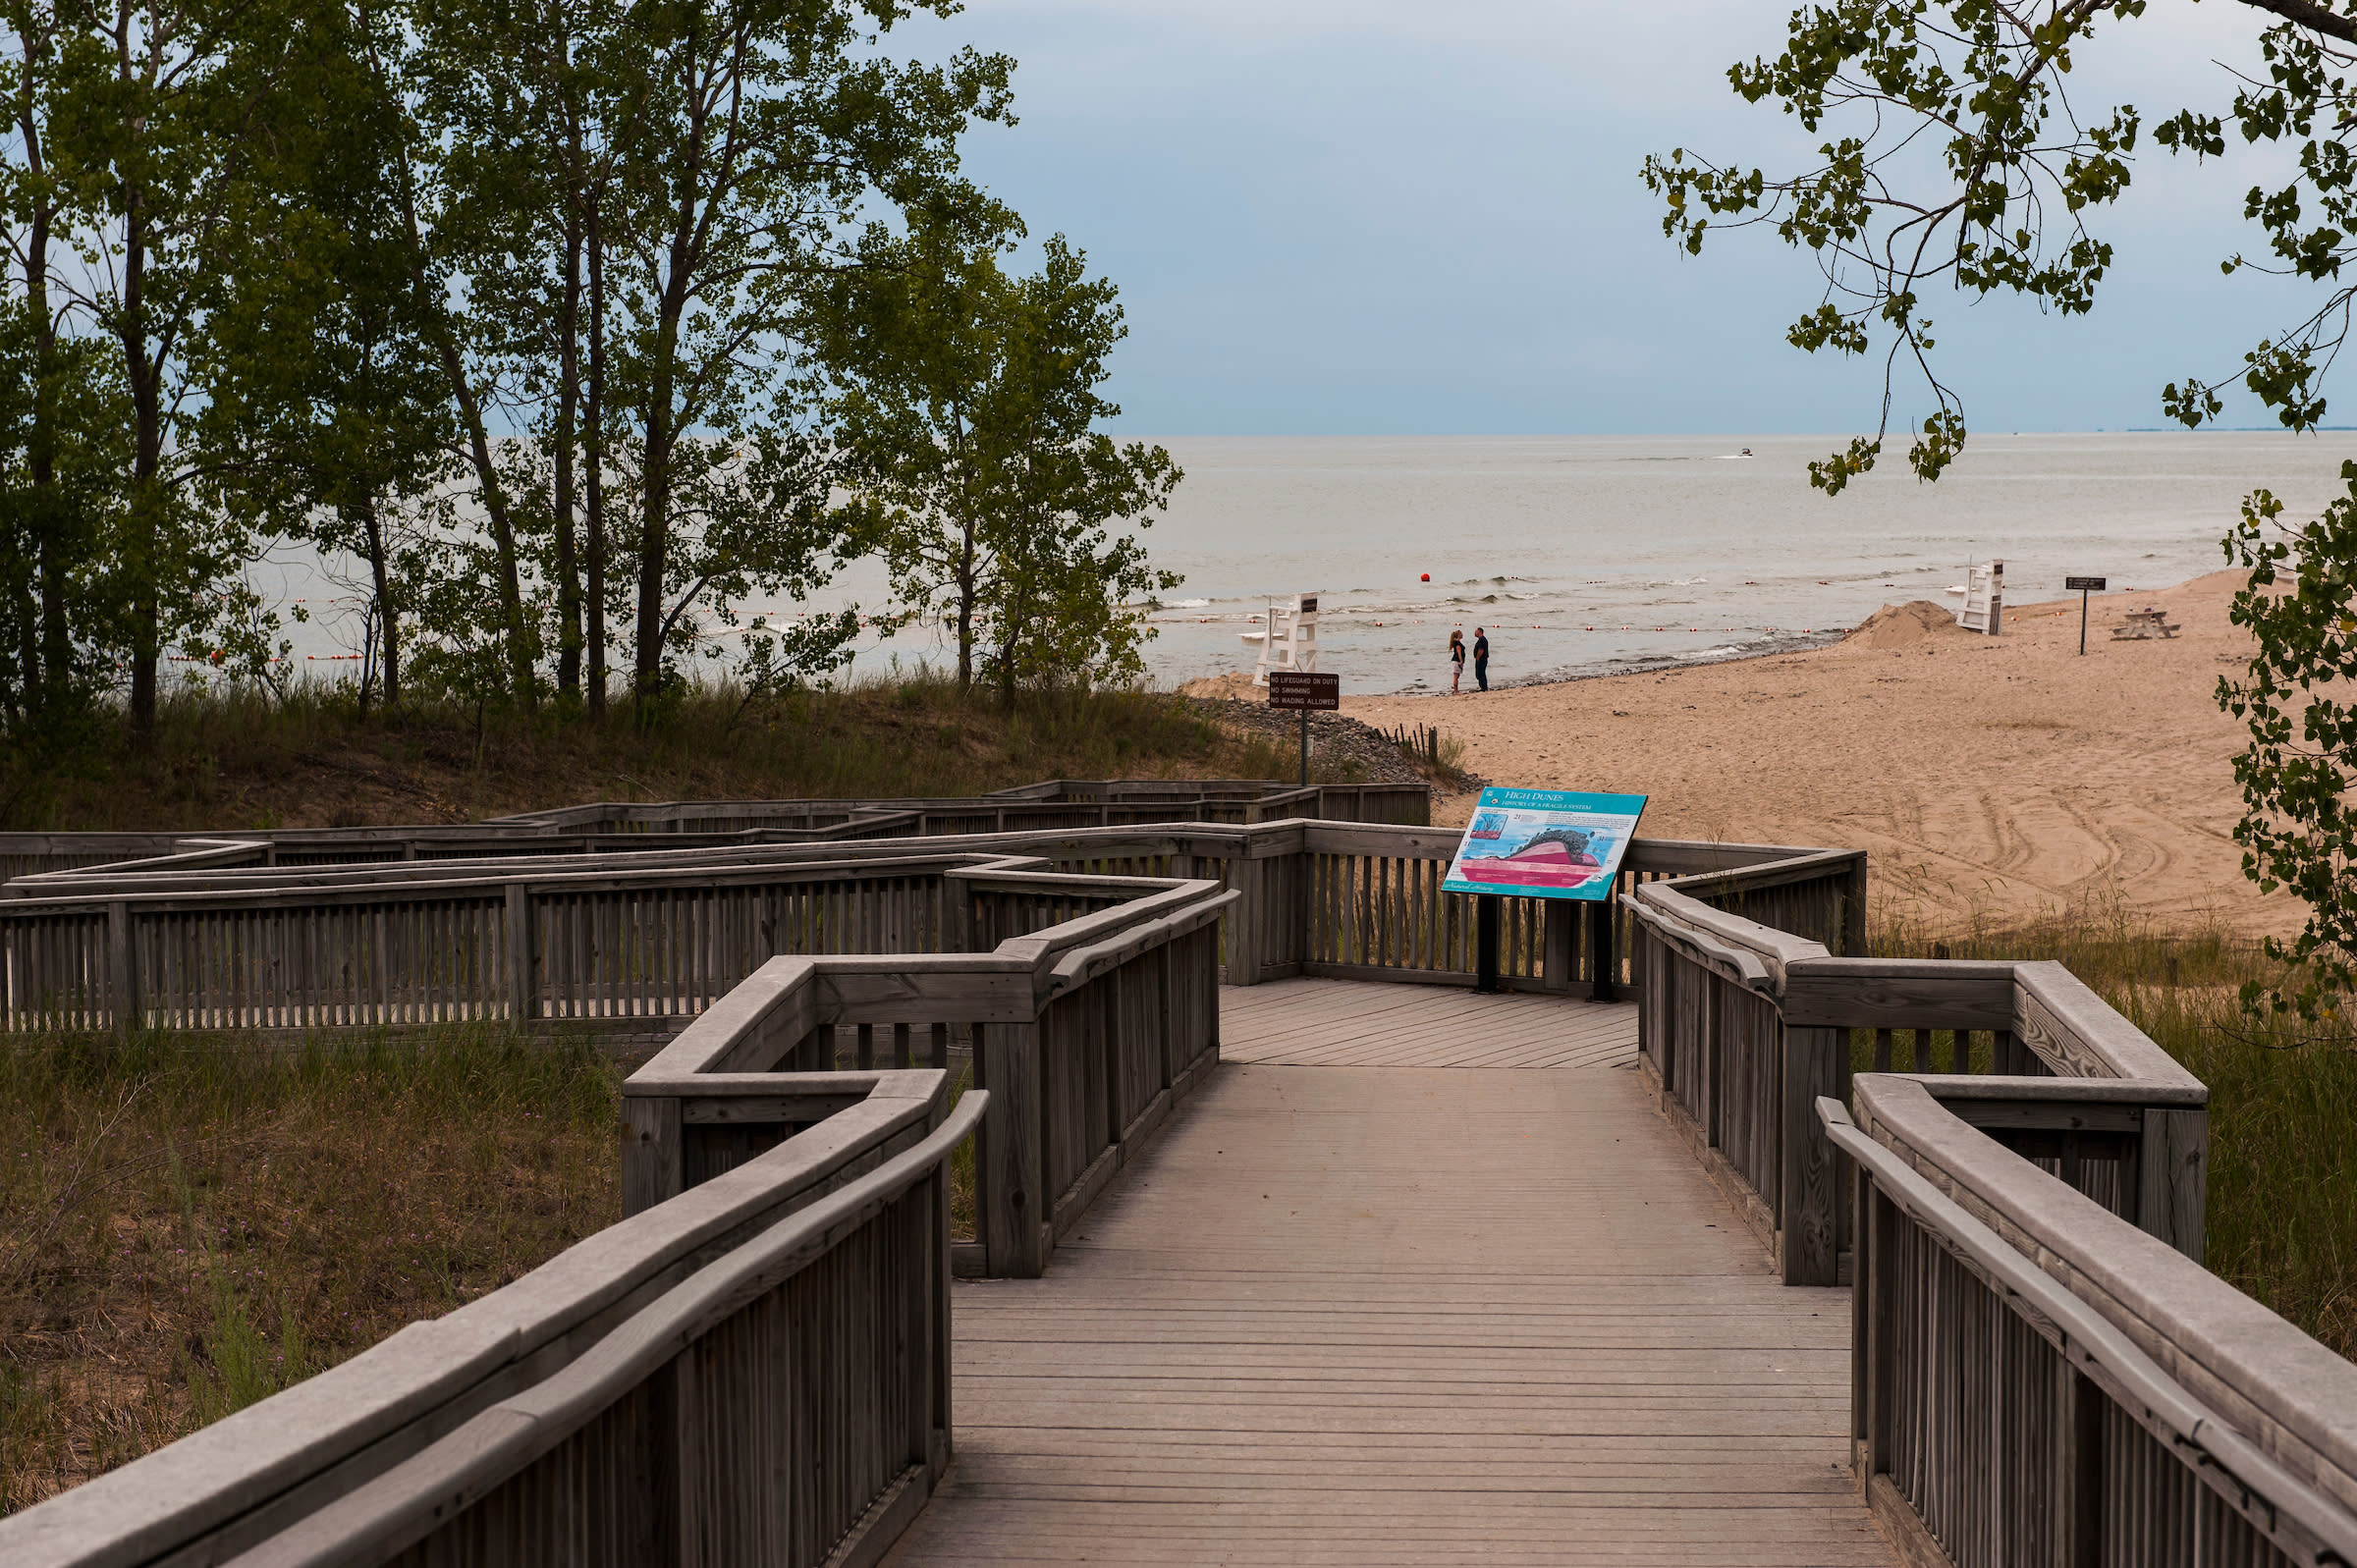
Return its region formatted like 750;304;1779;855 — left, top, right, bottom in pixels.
2111;606;2180;640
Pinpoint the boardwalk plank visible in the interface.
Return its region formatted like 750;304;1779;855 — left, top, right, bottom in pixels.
1218;977;1641;1068
883;984;1893;1566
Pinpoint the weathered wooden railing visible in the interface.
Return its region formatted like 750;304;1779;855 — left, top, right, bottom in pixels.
623;873;1234;1278
1828;1085;2357;1568
0;1071;980;1567
1626;878;2206;1286
1213;821;1866;995
0;851;1016;1037
0;815;1871;1041
0;780;1432;883
500;778;1430;834
1617;856;2357;1565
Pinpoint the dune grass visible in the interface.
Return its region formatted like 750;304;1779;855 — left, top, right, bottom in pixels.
0;1026;625;1513
1862;912;2357;1361
0;671;1311;833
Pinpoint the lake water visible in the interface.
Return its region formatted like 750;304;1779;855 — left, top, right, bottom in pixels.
253;431;2357;694
1123;431;2355;694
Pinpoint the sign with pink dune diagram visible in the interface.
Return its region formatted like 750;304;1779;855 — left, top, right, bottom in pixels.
1441;787;1648;901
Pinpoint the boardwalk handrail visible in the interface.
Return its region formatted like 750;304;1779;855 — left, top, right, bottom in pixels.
0;848;1225;1039
1223;821;1866;995
0;817;1864;1038
0;779;1433;883
622;874;1237;1277
1625;878;2209;1285
0;1070;965;1567
1614;852;2357;1567
1826;1087;2357;1567
232;1091;991;1568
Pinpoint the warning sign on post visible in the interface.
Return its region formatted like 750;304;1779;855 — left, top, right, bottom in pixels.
1266;672;1339;711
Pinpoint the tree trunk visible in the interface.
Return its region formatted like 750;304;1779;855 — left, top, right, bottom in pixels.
634;379;673;704
585;194;607;717
633;189;696;707
121;185;162;744
18;72;68;709
358;491;399;709
955;519;975;691
553;191;583;700
387;120;535;708
438;351;533;705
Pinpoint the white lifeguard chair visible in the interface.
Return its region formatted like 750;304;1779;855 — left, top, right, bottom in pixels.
1956;561;2003;635
1239;593;1321;685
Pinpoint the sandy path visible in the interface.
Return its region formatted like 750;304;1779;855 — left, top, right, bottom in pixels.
1338;570;2283;939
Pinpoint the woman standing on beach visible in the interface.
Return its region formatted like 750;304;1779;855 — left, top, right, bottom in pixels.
1449;629;1466;693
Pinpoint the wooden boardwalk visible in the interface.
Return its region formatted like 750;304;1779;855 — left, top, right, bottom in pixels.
1220;977;1642;1068
885;982;1893;1566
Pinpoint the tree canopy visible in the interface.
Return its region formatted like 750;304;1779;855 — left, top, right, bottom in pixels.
0;0;1180;756
1648;0;2357;1017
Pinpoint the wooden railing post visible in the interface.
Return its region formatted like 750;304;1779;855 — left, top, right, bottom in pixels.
505;883;535;1024
2056;1363;2102;1566
942;872;974;954
926;1157;955;1479
622;1094;683;1216
980;1020;1049;1276
2137;1107;2209;1266
1858;1173;1896;1487
1227;856;1264;986
1703;971;1724;1149
1101;971;1123;1147
1157;942;1178;1091
107;899;137;1035
1474;896;1500;993
1588;900;1617;1001
1543;902;1573;993
1779;1023;1841;1285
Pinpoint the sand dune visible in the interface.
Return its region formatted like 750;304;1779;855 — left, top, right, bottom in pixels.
1340;570;2286;938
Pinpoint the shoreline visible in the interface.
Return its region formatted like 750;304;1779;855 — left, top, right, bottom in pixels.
1327;585;2210;702
1290;570;2280;940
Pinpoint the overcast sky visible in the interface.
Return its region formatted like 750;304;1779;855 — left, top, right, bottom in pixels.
891;0;2330;436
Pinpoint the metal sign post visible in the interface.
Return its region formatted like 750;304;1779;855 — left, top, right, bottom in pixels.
1475;896;1502;993
2065;575;2107;655
1266;671;1340;788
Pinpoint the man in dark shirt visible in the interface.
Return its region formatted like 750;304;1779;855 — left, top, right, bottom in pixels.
1472;627;1490;690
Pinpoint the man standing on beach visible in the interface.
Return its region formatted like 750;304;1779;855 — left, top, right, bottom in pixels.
1472;627;1490;691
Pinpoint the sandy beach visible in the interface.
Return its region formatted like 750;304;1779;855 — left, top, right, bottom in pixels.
1328;570;2281;938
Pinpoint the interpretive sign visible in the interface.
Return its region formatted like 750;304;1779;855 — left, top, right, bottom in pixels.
1442;787;1648;901
1267;671;1340;711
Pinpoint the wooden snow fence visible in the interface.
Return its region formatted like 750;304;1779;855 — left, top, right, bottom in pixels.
0;1070;984;1568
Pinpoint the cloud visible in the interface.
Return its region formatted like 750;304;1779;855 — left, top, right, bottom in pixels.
885;2;2346;434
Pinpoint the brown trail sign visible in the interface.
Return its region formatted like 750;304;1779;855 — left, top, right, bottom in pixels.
1267;672;1341;784
2066;575;2108;654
